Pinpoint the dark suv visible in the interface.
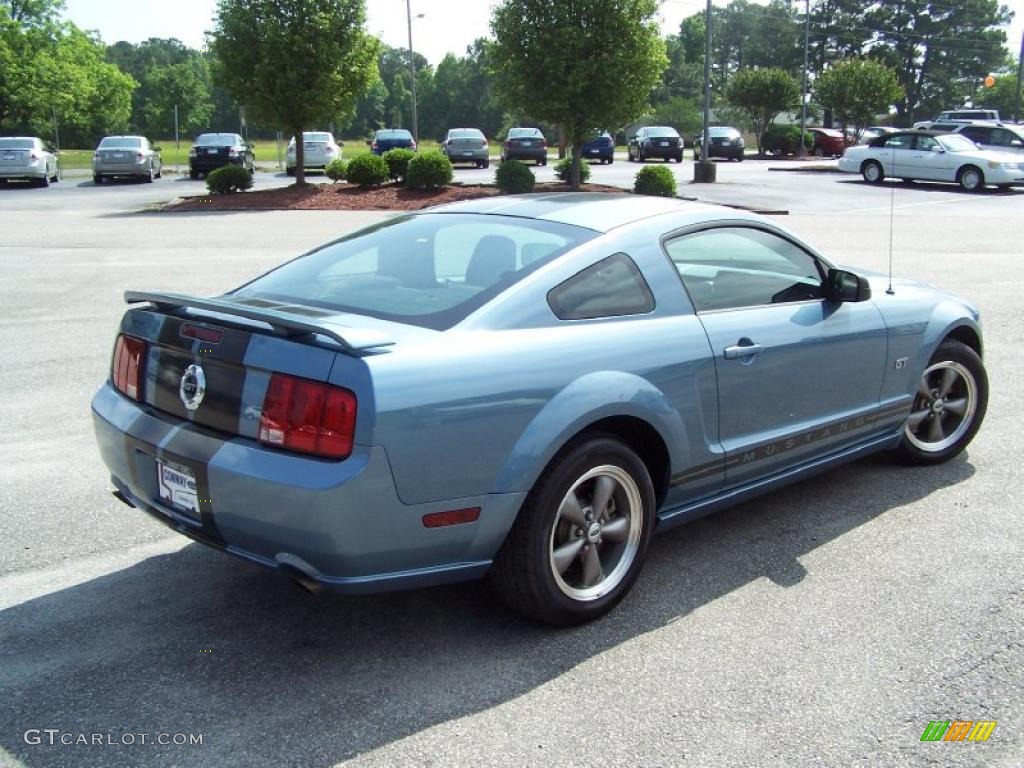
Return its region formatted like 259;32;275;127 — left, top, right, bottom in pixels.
188;133;254;178
628;127;683;162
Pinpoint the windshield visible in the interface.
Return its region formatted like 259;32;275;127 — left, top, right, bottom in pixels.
938;134;979;152
0;138;35;149
376;130;412;140
233;214;594;330
195;134;238;147
98;137;142;149
645;127;679;138
449;129;483;139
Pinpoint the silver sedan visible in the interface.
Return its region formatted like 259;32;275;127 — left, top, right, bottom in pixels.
93;136;163;184
441;128;490;168
0;137;59;187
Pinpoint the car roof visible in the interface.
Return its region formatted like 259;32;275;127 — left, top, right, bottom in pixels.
424;193;722;233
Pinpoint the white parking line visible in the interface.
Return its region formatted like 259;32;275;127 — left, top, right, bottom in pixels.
844;193;998;215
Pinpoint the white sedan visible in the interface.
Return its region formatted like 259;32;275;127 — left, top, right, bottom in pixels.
838;130;1024;192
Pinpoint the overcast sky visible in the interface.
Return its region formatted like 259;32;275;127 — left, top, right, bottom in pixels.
63;0;1023;68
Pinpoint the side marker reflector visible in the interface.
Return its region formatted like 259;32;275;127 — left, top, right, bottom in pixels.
422;507;481;529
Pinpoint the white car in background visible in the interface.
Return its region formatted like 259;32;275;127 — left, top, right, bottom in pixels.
838;129;1024;191
0;136;59;187
286;132;342;175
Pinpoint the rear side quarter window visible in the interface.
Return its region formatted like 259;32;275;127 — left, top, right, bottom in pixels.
547;254;655;321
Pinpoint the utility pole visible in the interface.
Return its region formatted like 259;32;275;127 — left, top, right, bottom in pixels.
695;0;715;183
797;0;810;157
1015;30;1023;123
406;0;419;142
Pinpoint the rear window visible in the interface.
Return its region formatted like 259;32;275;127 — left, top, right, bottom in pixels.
449;129;484;139
304;133;333;142
99;137;142;148
547;254;654;321
233;214;594;330
509;128;542;138
376;130;412;140
195;134;239;147
0;138;35;149
645;127;679;138
708;127;740;137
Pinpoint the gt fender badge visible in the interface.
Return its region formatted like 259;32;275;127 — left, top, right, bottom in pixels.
179;364;207;411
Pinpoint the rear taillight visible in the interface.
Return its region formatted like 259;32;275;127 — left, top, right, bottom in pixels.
229;148;239;157
188;147;197;157
112;334;146;401
30;152;39;161
259;373;357;460
136;152;144;160
540;139;548;148
411;140;417;150
371;142;379;151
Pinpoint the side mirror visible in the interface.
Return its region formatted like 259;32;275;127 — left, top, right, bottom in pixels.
826;268;871;303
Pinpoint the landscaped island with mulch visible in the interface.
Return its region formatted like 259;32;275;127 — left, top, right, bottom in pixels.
163;181;630;212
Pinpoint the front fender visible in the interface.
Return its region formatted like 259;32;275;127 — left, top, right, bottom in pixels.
491;371;687;495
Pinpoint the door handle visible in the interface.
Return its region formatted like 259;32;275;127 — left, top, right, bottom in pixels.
723;340;763;359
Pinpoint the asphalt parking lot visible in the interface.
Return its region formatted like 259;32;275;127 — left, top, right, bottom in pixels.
0;165;1021;767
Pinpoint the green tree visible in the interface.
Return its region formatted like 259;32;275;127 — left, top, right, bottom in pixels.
386;72;409;128
142;59;214;136
0;3;134;145
490;0;666;188
210;0;378;184
725;67;800;155
865;0;1011;124
652;96;701;137
974;73;1022;121
816;59;903;140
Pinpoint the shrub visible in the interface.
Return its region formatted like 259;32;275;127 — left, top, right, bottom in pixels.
762;124;812;156
206;164;253;194
633;165;677;197
325;158;347;183
382;148;415;181
554;156;591;184
405;150;454;190
495;159;535;194
344;153;389;188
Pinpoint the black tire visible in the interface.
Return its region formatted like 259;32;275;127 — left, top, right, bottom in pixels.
483;160;490;169
861;160;884;184
36;174;50;188
93;174;103;185
675;153;683;163
189;170;199;180
286;167;295;177
489;436;656;625
606;157;613;165
892;340;988;466
957;165;985;192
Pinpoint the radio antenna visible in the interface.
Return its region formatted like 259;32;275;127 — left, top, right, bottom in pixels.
886;142;896;295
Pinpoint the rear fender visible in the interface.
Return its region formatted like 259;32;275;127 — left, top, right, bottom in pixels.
491;371;686;495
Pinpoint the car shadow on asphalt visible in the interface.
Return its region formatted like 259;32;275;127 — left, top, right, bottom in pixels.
0;453;974;767
835;178;1024;195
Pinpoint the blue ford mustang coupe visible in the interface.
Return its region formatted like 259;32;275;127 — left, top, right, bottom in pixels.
92;194;987;624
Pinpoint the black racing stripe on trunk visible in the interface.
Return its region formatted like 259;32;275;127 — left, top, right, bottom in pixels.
149;314;253;434
160;424;225;544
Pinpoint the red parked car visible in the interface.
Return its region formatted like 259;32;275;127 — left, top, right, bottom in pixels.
807;128;849;158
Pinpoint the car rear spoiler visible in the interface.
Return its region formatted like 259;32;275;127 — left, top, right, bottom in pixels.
124;290;395;353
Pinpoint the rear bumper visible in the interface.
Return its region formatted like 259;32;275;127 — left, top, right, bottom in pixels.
703;145;744;158
640;145;682;158
581;147;613;161
503;147;547;161
91;384;523;593
444;149;489;163
190;157;245;172
93;161;149;177
0;168;46;180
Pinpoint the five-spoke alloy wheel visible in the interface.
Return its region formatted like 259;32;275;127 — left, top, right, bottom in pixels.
491;436;655;625
895;340;987;465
